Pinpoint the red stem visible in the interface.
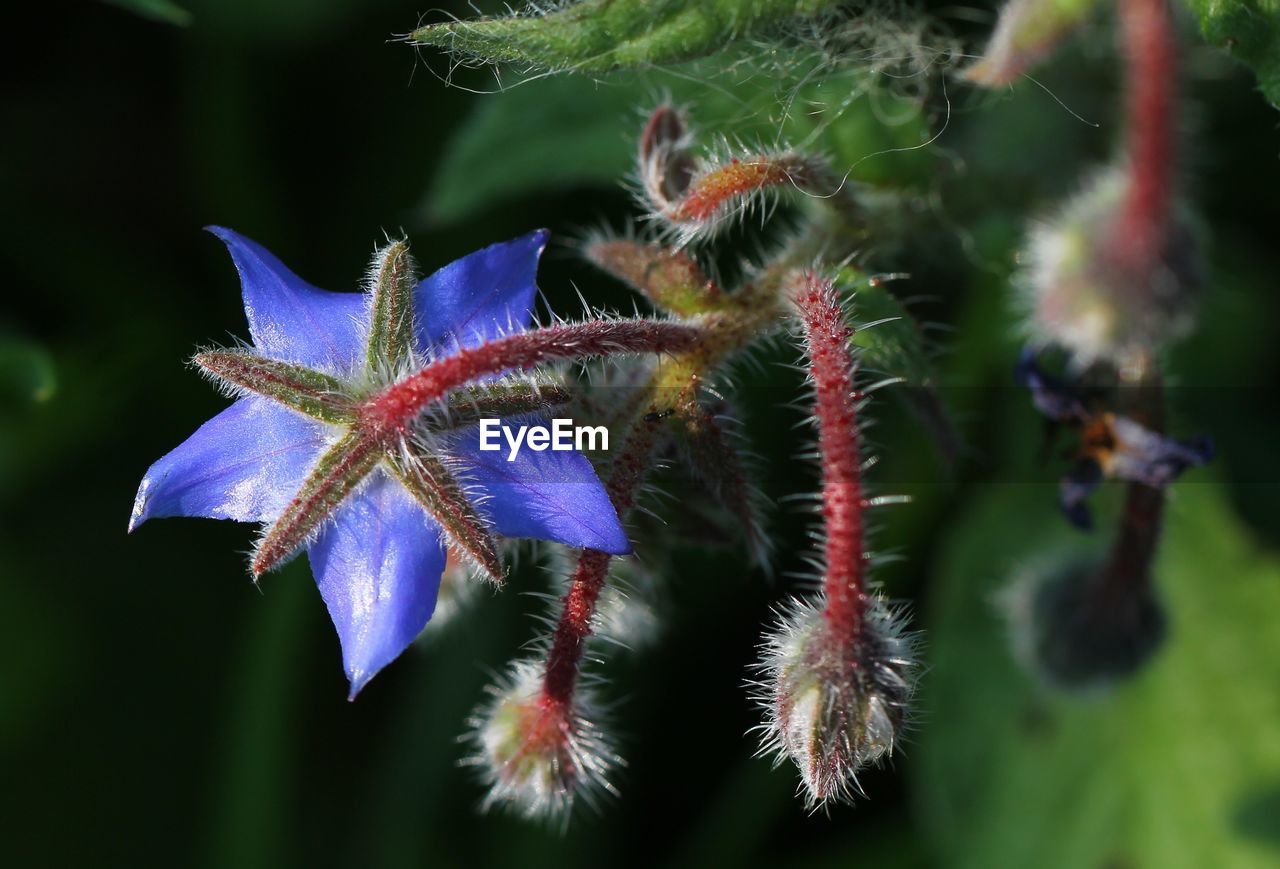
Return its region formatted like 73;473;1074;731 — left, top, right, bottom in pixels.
359;319;700;440
793;274;866;647
1117;0;1176;267
541;419;660;707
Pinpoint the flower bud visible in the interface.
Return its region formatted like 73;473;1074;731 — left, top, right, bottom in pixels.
1023;167;1201;371
468;660;618;822
965;0;1103;87
756;599;917;807
1003;555;1167;691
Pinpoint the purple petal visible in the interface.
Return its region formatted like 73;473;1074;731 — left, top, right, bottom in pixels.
1058;459;1103;531
1016;347;1088;422
307;471;448;698
129;397;326;531
414;229;549;356
450;421;632;555
208;226;367;371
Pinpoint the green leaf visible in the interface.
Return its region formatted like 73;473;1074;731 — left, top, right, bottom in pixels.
914;482;1280;867
410;0;842;75
102;0;191;27
423;76;645;224
1188;0;1280;108
0;337;56;404
425;68;937;225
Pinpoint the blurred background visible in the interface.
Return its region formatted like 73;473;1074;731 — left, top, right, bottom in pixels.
3;1;1278;866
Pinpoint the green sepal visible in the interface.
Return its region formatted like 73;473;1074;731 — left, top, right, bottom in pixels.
584;238;726;316
194;349;356;424
252;432;381;576
365;239;419;376
387;450;504;584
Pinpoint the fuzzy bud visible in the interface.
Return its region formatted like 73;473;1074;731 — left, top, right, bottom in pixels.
468;660;618;823
1003;554;1167;690
1023;167;1201;371
756;599;916;807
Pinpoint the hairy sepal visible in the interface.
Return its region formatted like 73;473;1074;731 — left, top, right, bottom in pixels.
365;238;420;375
252;431;381;576
388;449;504;584
194;349;356;424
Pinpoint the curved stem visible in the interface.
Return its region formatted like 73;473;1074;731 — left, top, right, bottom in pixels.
360;319;700;439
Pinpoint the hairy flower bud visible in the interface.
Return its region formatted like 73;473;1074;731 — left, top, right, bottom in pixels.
468;660;619;823
1003;554;1168;690
1022;167;1201;371
755;599;917;807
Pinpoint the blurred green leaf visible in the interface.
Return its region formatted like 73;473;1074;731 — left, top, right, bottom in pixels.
103;0;191;27
426;68;935;225
1188;0;1280;108
0;337;56;404
915;482;1280;867
424;76;646;224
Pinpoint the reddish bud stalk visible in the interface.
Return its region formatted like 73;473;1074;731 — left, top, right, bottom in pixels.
793;274;867;648
1102;372;1166;598
1117;0;1177;267
541;419;661;708
359;320;700;440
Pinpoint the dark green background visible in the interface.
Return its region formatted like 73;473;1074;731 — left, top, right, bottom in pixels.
3;2;1278;866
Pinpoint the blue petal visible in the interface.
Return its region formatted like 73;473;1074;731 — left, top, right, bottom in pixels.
450;421;632;555
414;229;549;356
307;471;448;698
1059;459;1103;532
130;397;326;531
208;226;367;371
1015;348;1089;422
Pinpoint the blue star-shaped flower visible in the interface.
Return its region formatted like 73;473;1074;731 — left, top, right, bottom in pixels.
130;227;630;696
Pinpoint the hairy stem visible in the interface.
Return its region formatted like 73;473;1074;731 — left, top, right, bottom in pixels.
360;319;701;439
1117;0;1176;266
542;419;661;707
793;273;866;647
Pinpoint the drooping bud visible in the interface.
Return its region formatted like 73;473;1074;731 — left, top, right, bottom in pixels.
638;104;696;216
1022;166;1201;371
965;0;1103;87
468;660;619;822
1003;553;1167;690
756;599;917;807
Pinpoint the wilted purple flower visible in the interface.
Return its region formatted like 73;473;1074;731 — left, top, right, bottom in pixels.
130;227;630;696
1016;348;1212;529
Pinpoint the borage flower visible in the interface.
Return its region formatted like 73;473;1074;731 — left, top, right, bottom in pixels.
1016;348;1212;530
130;228;631;696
